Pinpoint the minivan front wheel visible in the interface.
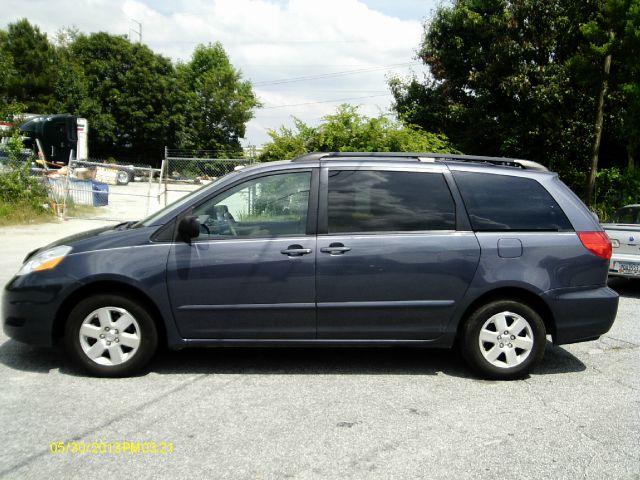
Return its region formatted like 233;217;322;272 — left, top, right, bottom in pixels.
461;300;546;380
65;294;158;377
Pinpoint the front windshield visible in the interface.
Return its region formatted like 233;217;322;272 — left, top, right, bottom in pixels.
612;206;640;225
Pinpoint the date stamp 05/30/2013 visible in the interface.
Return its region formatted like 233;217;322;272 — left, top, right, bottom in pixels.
50;441;174;455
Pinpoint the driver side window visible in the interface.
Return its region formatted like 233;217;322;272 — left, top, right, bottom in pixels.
193;171;311;238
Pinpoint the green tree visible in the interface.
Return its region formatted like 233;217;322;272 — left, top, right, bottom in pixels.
571;0;640;203
1;21;260;164
66;32;186;162
177;43;260;155
0;19;58;112
259;104;457;161
392;0;640;206
390;0;602;187
572;0;640;172
0;35;14;107
52;28;99;126
0;37;25;123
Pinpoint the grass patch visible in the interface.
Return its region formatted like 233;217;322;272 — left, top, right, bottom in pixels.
0;200;55;226
64;202;101;218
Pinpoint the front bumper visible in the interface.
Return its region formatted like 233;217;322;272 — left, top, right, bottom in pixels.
2;274;78;347
542;286;619;345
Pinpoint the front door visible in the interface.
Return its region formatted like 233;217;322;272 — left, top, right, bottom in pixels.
167;169;318;339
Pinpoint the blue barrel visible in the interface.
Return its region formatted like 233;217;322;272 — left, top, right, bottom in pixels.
91;181;109;206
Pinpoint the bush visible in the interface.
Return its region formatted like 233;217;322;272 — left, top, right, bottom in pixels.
554;164;638;222
0;131;52;224
258;105;459;162
593;167;640;221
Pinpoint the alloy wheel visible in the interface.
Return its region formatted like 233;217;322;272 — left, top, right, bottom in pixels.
78;306;141;366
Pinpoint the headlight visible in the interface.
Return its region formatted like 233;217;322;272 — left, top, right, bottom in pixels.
17;245;72;276
611;239;620;248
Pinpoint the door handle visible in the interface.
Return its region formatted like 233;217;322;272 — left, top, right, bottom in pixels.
320;243;351;255
281;245;312;257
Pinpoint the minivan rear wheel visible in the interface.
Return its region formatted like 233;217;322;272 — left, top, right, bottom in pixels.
461;300;546;380
64;294;158;377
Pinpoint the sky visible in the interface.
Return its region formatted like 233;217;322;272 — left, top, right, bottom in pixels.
3;0;441;149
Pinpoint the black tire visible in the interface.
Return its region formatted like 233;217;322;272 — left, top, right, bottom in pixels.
64;294;158;377
116;170;131;185
461;300;546;380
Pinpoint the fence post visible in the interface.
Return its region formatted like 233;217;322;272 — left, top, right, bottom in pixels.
61;157;73;220
158;159;166;209
164;146;169;206
145;166;153;216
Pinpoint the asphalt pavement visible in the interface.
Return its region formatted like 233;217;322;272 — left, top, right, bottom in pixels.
0;220;638;479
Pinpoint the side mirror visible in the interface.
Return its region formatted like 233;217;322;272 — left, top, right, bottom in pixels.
178;216;200;241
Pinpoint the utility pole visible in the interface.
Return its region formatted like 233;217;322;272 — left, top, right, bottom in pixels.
129;19;142;43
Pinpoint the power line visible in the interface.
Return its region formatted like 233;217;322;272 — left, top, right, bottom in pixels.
279;89;390;93
252;62;420;87
241;64;396;67
260;94;392;109
152;39;369;45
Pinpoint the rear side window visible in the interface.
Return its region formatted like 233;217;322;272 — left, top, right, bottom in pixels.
327;170;455;233
452;171;572;231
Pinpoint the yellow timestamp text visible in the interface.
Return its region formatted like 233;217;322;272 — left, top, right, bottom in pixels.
49;441;174;455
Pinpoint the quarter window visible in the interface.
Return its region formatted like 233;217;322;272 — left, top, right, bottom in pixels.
452;171;572;231
327;170;456;233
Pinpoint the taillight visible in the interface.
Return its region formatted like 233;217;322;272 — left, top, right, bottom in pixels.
577;231;612;260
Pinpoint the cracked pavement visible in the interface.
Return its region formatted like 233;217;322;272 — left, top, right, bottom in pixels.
0;220;638;479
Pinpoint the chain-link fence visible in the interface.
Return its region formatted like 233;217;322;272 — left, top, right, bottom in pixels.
48;159;165;221
0;146;46;177
2;144;261;224
0;149;164;222
0;145;63;220
163;148;257;206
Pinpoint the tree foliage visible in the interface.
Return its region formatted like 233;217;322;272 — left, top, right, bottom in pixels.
390;0;640;203
574;0;640;168
259;105;457;161
0;19;58;113
0;19;259;164
177;43;260;154
0;36;15;107
59;32;186;161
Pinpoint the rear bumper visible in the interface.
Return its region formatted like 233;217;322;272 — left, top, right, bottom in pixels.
542;286;619;345
608;253;640;278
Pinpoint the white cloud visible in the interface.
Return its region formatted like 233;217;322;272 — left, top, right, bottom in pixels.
3;0;433;147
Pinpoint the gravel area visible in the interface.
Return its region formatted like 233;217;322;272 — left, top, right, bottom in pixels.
0;220;638;479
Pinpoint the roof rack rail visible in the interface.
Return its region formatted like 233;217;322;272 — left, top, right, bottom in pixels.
290;151;548;171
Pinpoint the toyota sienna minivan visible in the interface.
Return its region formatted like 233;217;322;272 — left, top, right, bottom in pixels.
3;152;618;379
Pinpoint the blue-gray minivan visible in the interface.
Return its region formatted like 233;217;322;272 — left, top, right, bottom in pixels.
2;152;619;379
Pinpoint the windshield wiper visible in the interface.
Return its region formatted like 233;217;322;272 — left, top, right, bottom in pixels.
113;221;138;230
